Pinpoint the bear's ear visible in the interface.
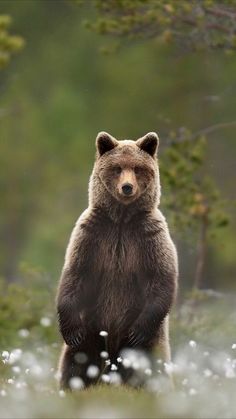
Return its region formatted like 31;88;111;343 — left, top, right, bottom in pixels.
136;132;159;158
96;132;118;157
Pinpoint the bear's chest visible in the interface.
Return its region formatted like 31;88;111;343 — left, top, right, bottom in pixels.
81;218;153;333
92;222;141;276
91;224;145;331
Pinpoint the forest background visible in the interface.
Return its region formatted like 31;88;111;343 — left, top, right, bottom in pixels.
0;1;236;417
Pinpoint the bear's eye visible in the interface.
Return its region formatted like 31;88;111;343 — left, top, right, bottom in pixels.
114;165;122;175
134;166;141;175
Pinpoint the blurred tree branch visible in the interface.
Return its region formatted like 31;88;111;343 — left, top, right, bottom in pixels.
163;121;236;146
0;15;25;69
79;0;236;52
190;121;236;140
161;129;233;290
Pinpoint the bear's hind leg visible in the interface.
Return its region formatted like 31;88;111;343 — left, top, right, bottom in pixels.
58;344;81;390
156;316;175;388
58;343;102;390
157;315;171;364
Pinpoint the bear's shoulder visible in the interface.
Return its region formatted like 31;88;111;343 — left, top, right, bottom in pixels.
64;208;92;267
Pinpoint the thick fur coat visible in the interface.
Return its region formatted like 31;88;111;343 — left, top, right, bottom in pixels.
56;132;178;389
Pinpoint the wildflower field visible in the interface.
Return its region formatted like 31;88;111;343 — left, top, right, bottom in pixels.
1;280;236;419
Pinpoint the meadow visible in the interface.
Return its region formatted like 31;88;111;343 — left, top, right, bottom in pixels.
1;282;236;418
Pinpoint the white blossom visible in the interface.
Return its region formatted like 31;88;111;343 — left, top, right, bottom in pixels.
40;317;51;327
189;388;197;396
99;330;108;337
18;329;30;338
87;365;99;378
100;351;109;359
101;374;110;383
189;340;197;348
69;377;84;390
0;390;7;397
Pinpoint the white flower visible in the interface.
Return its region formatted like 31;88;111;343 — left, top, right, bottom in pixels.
87;365;99;378
0;390;7;397
109;372;121;386
69;377;84;390
18;329;30;338
59;390;66;398
189;340;197;348
225;366;235;378
8;349;22;365
101;374;110;383
189;388;197;396
164;362;175;375
182;378;188;386
12;366;21;374
40;317;51;327
100;351;109;359
122;358;131;368
16;381;26;389
203;368;213;377
145;368;152;376
7;378;14;384
75;352;88;364
2;351;9;359
99;331;108;337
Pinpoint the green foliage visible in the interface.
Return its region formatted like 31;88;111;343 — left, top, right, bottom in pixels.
0;267;57;348
160;130;230;241
160;129;232;289
82;0;236;52
0;14;24;69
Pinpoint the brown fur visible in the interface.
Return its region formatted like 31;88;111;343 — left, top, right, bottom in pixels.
56;132;178;389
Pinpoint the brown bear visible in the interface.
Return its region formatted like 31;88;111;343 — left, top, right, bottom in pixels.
56;132;178;389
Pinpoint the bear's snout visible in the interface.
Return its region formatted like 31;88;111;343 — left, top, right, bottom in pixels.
122;183;133;196
118;168;138;200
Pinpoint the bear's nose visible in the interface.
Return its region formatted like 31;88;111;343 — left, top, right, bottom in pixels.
122;183;133;196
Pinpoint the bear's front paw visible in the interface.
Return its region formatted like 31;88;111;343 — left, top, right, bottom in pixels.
128;321;156;348
65;332;83;348
62;328;84;348
128;328;145;347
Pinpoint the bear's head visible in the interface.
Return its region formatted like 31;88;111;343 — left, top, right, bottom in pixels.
90;132;160;210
